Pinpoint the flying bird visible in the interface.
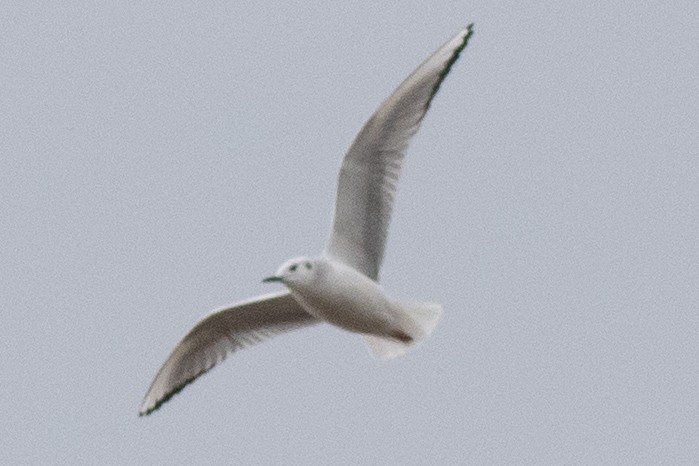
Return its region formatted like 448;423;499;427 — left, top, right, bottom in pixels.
140;25;474;416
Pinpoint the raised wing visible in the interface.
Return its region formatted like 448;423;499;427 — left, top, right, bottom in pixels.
139;292;319;415
324;25;474;280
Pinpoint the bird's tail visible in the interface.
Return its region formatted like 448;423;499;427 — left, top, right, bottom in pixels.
364;301;442;360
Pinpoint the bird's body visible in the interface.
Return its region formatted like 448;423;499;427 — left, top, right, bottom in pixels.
267;256;439;357
278;257;398;336
139;25;474;416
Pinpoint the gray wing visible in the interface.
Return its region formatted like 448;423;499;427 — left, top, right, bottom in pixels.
139;292;319;416
324;25;474;280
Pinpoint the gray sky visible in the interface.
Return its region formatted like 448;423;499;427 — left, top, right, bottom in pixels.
2;1;698;464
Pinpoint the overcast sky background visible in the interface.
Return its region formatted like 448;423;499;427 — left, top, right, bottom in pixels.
2;1;698;464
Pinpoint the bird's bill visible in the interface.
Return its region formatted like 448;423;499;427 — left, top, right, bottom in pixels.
262;276;283;283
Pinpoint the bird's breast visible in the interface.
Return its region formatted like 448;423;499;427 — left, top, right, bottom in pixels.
290;262;398;335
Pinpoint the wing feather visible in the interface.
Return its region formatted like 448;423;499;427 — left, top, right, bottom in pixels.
139;292;318;415
325;25;474;280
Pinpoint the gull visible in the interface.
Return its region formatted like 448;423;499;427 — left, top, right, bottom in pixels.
139;25;474;416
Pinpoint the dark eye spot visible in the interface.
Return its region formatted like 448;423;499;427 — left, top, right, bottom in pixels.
289;264;297;272
305;262;312;269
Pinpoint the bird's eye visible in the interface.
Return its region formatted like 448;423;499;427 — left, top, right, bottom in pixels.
289;264;297;272
305;262;312;269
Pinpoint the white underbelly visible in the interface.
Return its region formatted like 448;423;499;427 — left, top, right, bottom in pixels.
294;289;397;335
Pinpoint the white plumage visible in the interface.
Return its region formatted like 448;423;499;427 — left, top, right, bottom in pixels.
140;25;474;416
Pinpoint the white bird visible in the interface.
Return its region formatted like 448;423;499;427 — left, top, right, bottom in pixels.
139;25;474;416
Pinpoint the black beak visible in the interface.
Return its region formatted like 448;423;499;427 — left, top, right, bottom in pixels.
262;276;283;283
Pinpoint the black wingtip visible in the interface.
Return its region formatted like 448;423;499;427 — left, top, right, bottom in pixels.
436;23;474;86
138;368;211;417
138;377;194;417
423;23;475;115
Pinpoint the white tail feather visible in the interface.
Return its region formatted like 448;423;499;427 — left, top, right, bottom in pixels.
364;302;442;360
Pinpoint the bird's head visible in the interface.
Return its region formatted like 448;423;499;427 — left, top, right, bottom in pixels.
263;256;321;289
